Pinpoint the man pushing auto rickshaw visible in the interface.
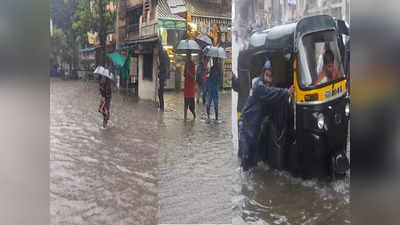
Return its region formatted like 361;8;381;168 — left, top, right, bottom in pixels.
239;60;294;170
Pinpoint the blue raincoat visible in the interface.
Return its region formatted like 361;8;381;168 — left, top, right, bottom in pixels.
239;76;289;169
206;64;222;119
206;64;222;95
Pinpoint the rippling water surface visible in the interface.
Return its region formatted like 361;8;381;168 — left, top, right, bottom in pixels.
158;91;232;224
232;91;350;225
50;79;159;225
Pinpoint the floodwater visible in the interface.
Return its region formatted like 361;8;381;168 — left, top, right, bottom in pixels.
50;79;159;225
231;91;350;225
158;91;232;224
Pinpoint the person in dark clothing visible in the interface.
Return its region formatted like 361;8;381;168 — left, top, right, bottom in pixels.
184;53;196;121
158;47;170;111
99;78;112;129
98;78;105;113
206;58;222;120
239;60;294;170
202;56;212;104
196;56;205;104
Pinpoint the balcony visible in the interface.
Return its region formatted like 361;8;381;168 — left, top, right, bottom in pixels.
140;21;158;39
127;23;139;33
139;13;158;39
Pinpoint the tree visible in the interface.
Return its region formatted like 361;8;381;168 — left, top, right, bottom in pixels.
72;0;117;66
50;0;116;72
50;27;69;68
50;0;80;74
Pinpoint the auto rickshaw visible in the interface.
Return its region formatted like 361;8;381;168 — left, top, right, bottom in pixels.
233;15;350;178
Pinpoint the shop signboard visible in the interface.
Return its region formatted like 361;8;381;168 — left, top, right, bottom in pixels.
204;0;222;3
158;18;186;31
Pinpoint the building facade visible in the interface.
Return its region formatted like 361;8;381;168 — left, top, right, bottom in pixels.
116;0;160;101
234;0;349;45
115;0;232;100
186;0;232;88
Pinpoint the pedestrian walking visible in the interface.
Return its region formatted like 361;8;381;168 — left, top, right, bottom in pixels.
158;47;170;111
206;58;222;120
184;53;196;121
196;55;205;104
98;77;112;128
203;56;212;105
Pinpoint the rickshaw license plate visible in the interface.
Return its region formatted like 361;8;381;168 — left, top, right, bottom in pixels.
325;86;342;98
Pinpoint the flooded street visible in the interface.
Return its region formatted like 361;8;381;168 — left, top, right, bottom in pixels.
50;79;159;225
232;91;350;225
158;91;232;224
48;78;349;225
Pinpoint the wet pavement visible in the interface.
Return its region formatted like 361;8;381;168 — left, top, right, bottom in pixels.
158;90;232;224
50;79;159;225
231;91;350;225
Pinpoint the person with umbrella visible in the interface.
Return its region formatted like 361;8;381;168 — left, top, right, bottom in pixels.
98;77;112;128
94;65;114;129
176;39;201;121
184;52;196;121
204;46;226;120
206;57;222;120
203;55;212;105
196;54;208;104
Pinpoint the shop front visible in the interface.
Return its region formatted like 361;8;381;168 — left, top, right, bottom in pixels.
158;17;187;90
117;38;160;101
187;15;232;88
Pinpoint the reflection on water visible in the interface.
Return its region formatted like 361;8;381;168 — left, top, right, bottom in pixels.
231;91;350;225
158;91;232;224
50;79;159;225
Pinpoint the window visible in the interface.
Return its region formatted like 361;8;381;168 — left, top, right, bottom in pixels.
143;54;153;81
298;30;344;89
127;7;142;25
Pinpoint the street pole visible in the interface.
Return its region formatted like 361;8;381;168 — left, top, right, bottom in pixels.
98;0;106;66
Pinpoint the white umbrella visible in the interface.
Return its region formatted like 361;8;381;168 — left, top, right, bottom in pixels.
204;46;227;59
175;39;201;54
196;34;212;47
94;66;115;81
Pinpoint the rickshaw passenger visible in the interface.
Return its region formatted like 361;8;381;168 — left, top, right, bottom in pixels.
239;60;294;170
314;50;339;85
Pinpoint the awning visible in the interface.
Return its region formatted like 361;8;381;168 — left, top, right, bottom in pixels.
188;0;231;19
116;43;137;51
106;52;127;67
167;0;187;14
80;47;98;53
125;37;159;44
157;0;186;20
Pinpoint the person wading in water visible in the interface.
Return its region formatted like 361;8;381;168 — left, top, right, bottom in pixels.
98;77;112;128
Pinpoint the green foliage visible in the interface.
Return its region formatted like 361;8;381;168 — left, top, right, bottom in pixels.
50;0;117;67
73;0;116;46
51;27;70;63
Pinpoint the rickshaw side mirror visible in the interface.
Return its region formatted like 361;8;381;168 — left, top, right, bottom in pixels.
284;53;291;61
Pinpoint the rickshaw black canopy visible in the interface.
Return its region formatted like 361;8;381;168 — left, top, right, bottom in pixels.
239;15;340;73
247;23;296;53
295;15;337;50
